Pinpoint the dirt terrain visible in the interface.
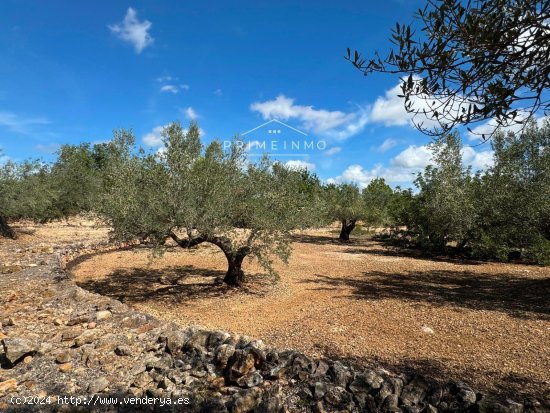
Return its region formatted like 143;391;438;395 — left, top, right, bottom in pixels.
2;219;549;402
64;225;550;401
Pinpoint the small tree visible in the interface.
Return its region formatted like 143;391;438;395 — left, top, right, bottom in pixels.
410;132;476;252
469;119;550;262
324;183;364;241
101;122;322;286
0;158;59;238
50;143;111;217
362;178;394;230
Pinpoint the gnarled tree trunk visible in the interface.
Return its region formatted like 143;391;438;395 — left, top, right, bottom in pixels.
223;251;247;286
0;215;16;239
339;219;356;241
168;231;251;286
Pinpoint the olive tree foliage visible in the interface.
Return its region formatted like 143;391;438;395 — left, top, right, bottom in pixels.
347;0;550;139
0;157;58;239
406;132;477;252
362;178;394;230
468;119;550;262
389;122;550;264
100;122;323;286
324;183;365;241
50;142;113;216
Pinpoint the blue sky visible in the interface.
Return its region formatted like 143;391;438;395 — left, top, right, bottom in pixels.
0;0;495;188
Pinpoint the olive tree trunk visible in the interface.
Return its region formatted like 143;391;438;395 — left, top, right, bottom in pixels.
168;231;250;287
339;219;356;241
0;215;16;239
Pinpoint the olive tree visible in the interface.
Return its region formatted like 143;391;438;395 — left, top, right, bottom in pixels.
469;119;550;262
101;122;322;286
324;183;365;241
0;158;58;239
362;178;394;230
50;142;112;216
410;133;476;252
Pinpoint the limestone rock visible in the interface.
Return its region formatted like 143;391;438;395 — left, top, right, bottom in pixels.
88;377;109;393
2;338;39;365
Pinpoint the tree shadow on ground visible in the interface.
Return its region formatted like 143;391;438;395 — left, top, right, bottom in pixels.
75;265;274;306
290;233;365;246
302;270;550;320
341;245;484;266
314;345;549;404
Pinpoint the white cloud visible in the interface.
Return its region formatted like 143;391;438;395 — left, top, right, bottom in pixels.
329;143;495;189
368;78;472;131
250;95;368;140
284;160;316;171
461;147;494;170
109;8;153;54
160;85;178;94
369;83;410;127
159;84;189;94
214;89;223;97
467;113;544;141
142;125;165;147
183;107;198;120
0;111;51;134
324;146;342;156
328;163;419;188
391;145;433;168
377;138;398;152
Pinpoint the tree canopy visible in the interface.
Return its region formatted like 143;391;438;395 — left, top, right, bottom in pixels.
101;122;324;285
347;0;550;139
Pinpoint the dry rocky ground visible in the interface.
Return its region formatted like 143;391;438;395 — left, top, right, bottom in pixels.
0;218;549;412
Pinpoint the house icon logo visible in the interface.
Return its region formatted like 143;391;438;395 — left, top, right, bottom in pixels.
233;119;326;157
242;119;308;138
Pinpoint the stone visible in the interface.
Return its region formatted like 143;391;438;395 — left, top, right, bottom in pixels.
401;376;430;406
349;370;384;396
228;350;256;382
56;351;71;364
61;328;82;341
323;384;352;407
312;360;330;378
454;381;477;405
66;314;92;326
73;330;98;347
2;338;39;364
232;388;262;413
0;379;17;395
88;377;109;393
421;325;435;334
115;345;132;356
478;397;524;413
133;371;154;389
23;355;33;364
313;381;327;400
95;310;112;321
59;363;73;373
382;394;402;413
236;371;263;388
164;331;186;355
215;344;236;368
87;322;97;329
330;361;352;388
